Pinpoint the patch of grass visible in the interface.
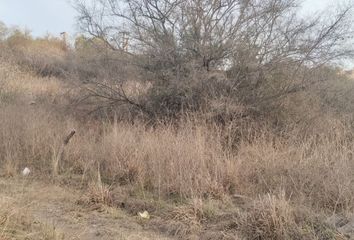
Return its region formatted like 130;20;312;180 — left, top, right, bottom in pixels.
0;200;64;240
238;192;345;240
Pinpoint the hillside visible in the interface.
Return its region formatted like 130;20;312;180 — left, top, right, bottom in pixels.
1;1;354;238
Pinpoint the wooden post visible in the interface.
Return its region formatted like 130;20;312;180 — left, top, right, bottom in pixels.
53;130;76;176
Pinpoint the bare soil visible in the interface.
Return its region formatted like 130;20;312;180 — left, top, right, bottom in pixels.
0;177;173;240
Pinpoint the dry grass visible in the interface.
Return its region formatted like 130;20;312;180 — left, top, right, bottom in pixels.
1;102;354;216
235;122;354;213
239;192;345;240
2;101;353;238
0;191;64;240
1;36;354;239
0;61;65;105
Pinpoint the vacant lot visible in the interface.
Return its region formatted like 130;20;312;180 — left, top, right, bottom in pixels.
1;53;354;240
1;1;354;238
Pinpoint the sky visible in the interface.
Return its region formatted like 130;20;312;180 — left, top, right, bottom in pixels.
0;0;77;37
1;0;352;68
0;0;344;37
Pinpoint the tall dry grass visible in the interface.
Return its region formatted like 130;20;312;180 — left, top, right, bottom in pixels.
1;54;353;239
1;103;354;215
0;61;65;105
235;122;354;213
2;24;354;239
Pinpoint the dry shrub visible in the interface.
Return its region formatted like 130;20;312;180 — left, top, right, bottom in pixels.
235;119;354;213
239;192;344;240
95;120;236;199
171;198;205;227
3;30;69;78
162;198;224;237
0;62;22;103
0;60;66;105
0;102;236;199
2;103;354;215
0;105;74;175
2;60;354;216
85;182;113;206
239;192;296;239
148;199;204;238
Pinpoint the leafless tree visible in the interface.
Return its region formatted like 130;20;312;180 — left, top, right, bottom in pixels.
74;0;354;117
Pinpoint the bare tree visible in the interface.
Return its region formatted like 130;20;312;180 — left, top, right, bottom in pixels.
74;0;354;117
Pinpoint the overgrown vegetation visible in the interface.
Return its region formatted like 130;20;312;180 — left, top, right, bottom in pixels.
1;0;354;238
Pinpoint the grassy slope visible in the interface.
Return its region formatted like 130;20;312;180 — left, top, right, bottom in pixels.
1;55;354;239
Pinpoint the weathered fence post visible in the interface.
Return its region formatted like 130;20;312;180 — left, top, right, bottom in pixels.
53;130;76;176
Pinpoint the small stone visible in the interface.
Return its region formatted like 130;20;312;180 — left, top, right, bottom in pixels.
22;167;31;176
138;211;150;219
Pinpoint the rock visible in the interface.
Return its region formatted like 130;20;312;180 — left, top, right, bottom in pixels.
138;211;150;219
22;167;31;176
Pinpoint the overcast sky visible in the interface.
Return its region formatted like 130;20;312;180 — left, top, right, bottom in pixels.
0;0;77;36
0;0;347;37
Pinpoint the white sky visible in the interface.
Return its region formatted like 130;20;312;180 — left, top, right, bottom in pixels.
0;0;77;37
0;0;347;37
0;0;352;68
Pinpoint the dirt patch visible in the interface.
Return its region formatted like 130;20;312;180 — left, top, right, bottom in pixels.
0;178;172;240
